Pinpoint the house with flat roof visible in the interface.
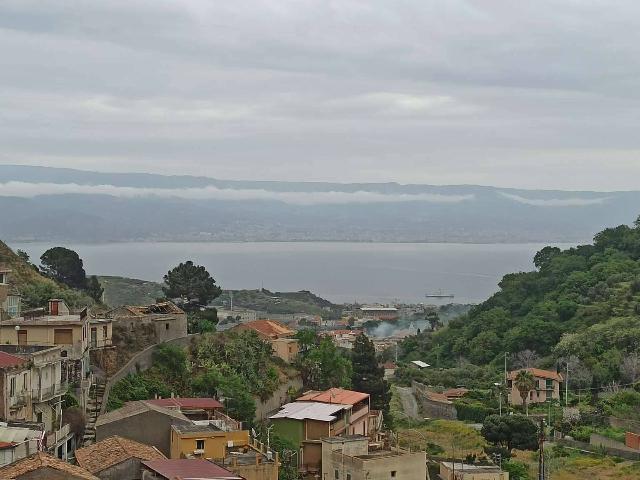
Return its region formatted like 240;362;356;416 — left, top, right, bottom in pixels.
440;462;509;480
75;435;166;480
322;436;426;480
232;320;299;363
0;451;99;479
507;368;563;406
0;422;44;467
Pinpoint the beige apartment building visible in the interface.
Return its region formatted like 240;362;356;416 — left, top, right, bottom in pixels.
507;368;563;406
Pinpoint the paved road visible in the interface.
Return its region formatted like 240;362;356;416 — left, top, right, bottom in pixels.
396;386;420;420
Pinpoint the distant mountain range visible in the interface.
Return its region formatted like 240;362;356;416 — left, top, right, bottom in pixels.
1;165;638;243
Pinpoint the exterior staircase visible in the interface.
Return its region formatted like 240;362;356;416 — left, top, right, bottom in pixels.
81;379;106;447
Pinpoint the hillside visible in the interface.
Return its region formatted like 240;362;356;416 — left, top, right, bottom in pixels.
2;165;640;243
214;289;341;318
98;276;164;307
399;219;640;387
0;240;93;309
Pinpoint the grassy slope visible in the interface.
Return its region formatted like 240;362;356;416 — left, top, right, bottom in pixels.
98;276;164;308
0;240;57;291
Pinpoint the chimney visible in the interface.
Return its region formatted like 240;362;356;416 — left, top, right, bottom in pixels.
48;299;62;316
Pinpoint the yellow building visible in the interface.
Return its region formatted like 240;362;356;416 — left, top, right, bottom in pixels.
170;423;279;480
170;424;249;460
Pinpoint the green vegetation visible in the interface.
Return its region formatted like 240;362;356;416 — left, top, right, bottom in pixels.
107;332;296;424
481;414;538;456
98;276;165;307
294;330;352;390
0;241;94;309
40;246;88;290
163;260;222;308
351;333;391;419
214;288;341;318
399;420;487;457
397;218;640;392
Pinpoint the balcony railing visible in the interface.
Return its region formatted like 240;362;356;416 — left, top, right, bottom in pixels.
33;382;67;402
46;423;71;448
9;392;28;408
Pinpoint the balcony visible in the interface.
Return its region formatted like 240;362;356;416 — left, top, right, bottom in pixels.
33;382;67;402
46;423;71;449
9;392;28;408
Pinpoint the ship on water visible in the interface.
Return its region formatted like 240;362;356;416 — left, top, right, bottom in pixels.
425;289;455;299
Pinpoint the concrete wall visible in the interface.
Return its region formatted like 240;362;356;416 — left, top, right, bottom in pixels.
323;449;426;480
254;376;303;420
412;381;456;420
97;458;145;480
100;335;196;415
228;459;278;480
170;428;250;459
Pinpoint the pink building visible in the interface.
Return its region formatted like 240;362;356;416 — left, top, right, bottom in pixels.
507;368;563;405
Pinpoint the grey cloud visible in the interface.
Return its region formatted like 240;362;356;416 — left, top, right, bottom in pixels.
1;1;640;189
499;192;612;207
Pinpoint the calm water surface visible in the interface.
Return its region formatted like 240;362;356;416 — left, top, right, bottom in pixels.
11;242;571;304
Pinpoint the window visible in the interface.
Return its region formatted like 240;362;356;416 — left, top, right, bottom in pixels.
22;373;27;391
166;323;170;330
103;325;108;339
335;469;340;479
347;474;352;480
36;412;43;423
391;472;397;478
546;379;554;390
9;377;15;396
196;439;205;450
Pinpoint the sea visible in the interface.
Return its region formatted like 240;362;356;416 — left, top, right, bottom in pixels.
10;242;573;305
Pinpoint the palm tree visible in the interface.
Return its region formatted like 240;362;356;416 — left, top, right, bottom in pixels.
514;370;536;416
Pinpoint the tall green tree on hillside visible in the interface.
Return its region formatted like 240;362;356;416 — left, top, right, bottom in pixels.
86;275;104;302
163;261;222;308
351;333;391;418
40;247;88;290
296;337;352;390
425;310;442;331
514;370;536;415
481;414;538;454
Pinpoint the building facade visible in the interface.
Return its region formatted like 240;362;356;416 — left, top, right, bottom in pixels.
507;368;563;406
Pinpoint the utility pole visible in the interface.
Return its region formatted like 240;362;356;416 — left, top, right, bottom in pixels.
538;418;545;480
565;362;569;407
504;352;508;385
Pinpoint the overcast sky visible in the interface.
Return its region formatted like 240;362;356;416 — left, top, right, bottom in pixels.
1;1;640;190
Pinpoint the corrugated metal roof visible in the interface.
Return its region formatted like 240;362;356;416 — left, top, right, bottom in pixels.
410;360;430;368
270;402;346;422
297;388;369;406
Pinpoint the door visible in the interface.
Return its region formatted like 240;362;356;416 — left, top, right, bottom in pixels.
90;327;97;348
17;330;27;346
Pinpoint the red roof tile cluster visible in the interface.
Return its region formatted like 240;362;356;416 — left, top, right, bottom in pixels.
442;387;469;399
142;459;244;480
297;388;369;406
233;319;294;338
76;435;166;474
0;452;98;479
508;368;563;382
145;397;224;410
0;351;27;369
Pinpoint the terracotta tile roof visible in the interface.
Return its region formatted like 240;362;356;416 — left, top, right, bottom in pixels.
142;459;244;480
0;351;27;369
233;319;294;338
75;435;166;474
442;387;469;399
382;362;397;369
145;397;224;410
508;368;563;382
0;452;99;479
425;390;452;404
297;388;369;406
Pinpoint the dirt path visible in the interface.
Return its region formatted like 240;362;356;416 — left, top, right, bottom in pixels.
396;386;420;420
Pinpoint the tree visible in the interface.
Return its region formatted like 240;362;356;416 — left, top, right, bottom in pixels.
512;350;540;369
481;414;538;453
351;334;391;418
163;261;222;308
86;275;104;302
514;370;536;415
621;352;640;384
296;337;352;390
40;247;87;290
533;246;561;270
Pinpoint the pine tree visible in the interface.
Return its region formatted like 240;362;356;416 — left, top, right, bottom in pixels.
351;333;391;419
